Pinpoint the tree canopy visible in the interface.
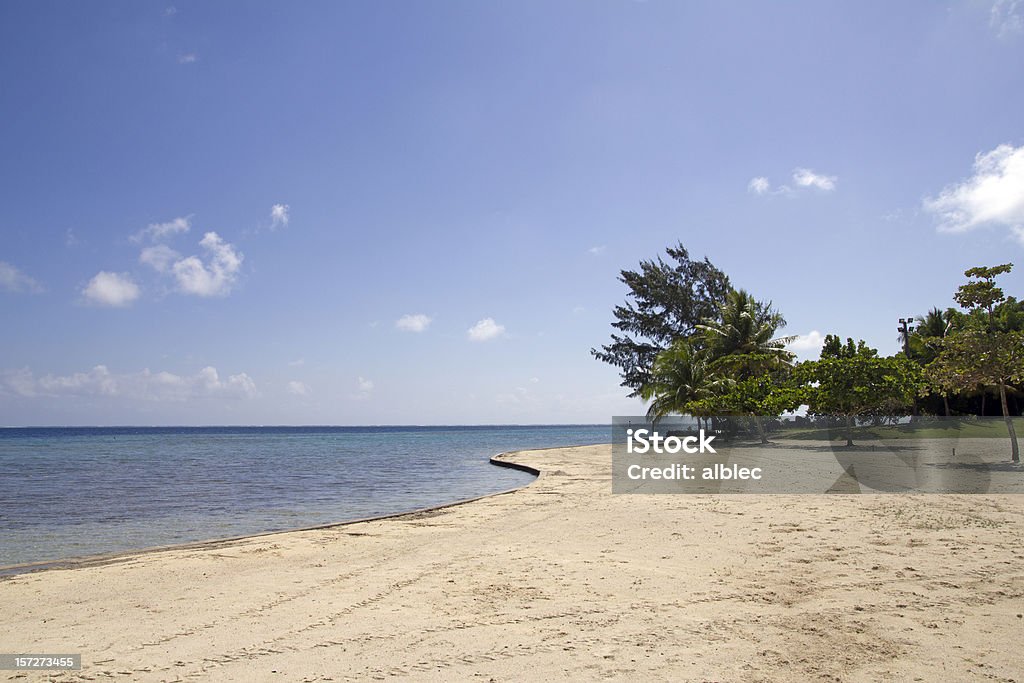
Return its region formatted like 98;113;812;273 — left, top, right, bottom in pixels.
591;243;731;396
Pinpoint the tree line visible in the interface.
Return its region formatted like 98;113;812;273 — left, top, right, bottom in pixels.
592;244;1024;461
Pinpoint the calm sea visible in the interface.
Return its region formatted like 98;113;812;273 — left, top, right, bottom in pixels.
0;425;609;569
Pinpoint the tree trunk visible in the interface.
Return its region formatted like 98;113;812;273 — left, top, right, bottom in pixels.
752;415;768;444
845;414;854;447
943;395;951;417
999;381;1020;463
981;390;986;416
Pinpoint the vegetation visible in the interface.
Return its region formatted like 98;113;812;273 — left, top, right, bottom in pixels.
594;242;1024;460
795;339;921;446
591;243;730;397
924;265;1023;461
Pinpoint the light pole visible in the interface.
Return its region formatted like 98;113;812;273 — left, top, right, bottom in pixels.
898;316;917;418
898;316;914;357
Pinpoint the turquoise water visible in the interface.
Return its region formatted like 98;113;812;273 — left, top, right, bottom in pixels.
0;425;608;568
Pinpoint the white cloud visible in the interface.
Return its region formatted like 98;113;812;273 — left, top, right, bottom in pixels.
81;271;140;307
270;203;290;229
587;245;606;255
923;144;1024;240
529;377;540;384
787;330;826;358
396;313;432;332
748;176;771;195
0;262;43;293
792;168;837;191
1;365;257;401
991;0;1024;38
65;228;80;248
178;53;198;64
172;232;243;297
131;216;191;243
139;244;181;273
468;317;505;342
287;358;305;367
287;380;310;396
358;376;374;392
164;6;177;17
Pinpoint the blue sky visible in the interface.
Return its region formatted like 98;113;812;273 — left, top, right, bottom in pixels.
2;1;1024;425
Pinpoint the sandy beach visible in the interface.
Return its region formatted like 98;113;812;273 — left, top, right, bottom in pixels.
2;443;1023;682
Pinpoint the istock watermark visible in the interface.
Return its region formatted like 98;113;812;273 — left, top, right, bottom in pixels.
625;428;717;454
612;416;1024;494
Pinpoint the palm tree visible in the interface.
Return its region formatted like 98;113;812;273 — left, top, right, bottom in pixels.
695;289;796;441
912;307;956;415
697;289;796;376
640;339;720;428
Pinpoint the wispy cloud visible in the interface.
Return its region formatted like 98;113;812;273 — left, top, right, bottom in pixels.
131;216;191;244
587;245;606;255
923;143;1024;242
792;168;837;191
747;176;771;195
171;232;244;297
749;169;836;196
353;376;374;399
2;365;257;401
0;262;43;293
468;317;505;342
139;244;181;273
396;313;432;332
287;380;310;396
270;203;290;229
81;271;140;307
991;0;1024;38
178;53;198;64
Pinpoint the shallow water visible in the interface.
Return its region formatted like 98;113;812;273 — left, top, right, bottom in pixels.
0;425;608;567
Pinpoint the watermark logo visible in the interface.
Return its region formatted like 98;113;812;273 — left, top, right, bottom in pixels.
626;428;716;454
612;415;1024;494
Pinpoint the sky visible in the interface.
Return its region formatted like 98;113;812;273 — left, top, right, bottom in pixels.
2;1;1024;426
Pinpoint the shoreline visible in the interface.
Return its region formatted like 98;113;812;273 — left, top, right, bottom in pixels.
0;450;546;578
2;443;1022;681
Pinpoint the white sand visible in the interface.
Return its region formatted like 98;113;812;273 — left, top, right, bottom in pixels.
2;444;1023;681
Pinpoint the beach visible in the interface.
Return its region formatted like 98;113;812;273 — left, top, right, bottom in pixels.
2;443;1023;681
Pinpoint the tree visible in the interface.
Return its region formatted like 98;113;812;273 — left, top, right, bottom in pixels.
796;342;922;447
592;243;731;396
926;330;1024;462
692;290;796;442
926;264;1023;462
689;361;802;443
821;334;877;360
697;289;796;375
909;308;956;415
639;339;720;427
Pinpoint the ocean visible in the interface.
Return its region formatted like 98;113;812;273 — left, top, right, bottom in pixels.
0;425;609;569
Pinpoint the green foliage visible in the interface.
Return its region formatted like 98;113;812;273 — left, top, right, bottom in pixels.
690;369;801;418
925;330;1024;396
796;347;922;420
591;242;731;396
638;282;797;432
955;263;1013;317
640;339;720;422
698;289;795;373
932;264;1024;460
820;335;877;360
